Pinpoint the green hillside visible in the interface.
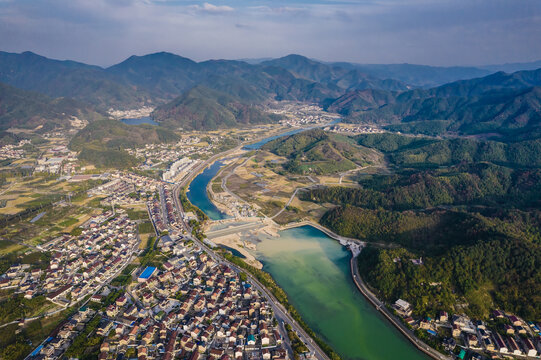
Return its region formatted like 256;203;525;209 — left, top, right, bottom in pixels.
300;131;541;321
70;119;180;169
151;86;281;130
0;51;152;110
262;54;409;91
262;129;381;175
330;69;541;138
0;81;103;131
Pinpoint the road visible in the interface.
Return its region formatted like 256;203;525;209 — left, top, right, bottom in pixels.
185;232;330;360
219;155;254;206
169;134;448;360
350;255;451;360
23;230;141;360
270;186;317;220
167;147;331;360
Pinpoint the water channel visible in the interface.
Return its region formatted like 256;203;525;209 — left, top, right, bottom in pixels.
187;128;428;360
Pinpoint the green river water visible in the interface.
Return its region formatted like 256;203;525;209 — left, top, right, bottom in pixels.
187;127;429;360
256;226;428;360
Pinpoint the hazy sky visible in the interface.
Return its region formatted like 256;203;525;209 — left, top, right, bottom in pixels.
0;0;540;67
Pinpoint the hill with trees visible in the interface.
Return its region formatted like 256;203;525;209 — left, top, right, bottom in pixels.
262;129;381;175
330;69;541;138
0;51;152;110
151;86;281;130
69;119;179;168
299;132;541;321
262;54;409;91
0;81;103;131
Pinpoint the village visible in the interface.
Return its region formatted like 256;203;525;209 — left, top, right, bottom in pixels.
0;209;139;312
5;166;294;360
392;299;541;359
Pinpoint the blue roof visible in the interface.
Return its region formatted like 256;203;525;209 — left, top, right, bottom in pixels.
139;266;157;279
247;334;255;341
30;345;44;357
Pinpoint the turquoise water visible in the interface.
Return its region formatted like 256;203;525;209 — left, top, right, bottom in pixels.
188;125;427;360
186;161;230;220
256;226;428;360
121;116;159;125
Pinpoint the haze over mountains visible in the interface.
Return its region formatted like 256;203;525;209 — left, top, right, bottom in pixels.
0;50;540;137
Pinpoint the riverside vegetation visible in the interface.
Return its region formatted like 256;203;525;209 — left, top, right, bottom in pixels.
300;132;541;322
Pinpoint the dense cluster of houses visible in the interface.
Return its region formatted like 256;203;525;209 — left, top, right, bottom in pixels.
91;238;289;360
268;103;338;128
34;145;78;174
212;192;258;219
88;172;165;206
28;233;291;360
0;140;29;160
30;306;97;359
323;124;384;135
1;211;138;308
88;179;141;205
111;172;163;193
126;136;216;170
148;185;185;236
393;299;541;359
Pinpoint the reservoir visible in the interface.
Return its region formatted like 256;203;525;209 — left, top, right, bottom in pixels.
121;116;159;126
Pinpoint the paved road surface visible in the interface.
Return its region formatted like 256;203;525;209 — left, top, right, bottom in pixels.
350;255;451;360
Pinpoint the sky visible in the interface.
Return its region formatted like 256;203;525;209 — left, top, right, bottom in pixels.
0;0;540;67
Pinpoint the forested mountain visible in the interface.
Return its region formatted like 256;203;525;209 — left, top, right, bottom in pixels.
262;129;381;174
299;132;541;320
337;63;492;88
262;55;409;91
106;52;200;98
0;51;152;109
1;50;540;136
0;81;103;131
151;86;280;130
0;51;395;112
330;69;541;138
69;119;179;169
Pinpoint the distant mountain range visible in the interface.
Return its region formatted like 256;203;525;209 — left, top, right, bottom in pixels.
329;69;541;138
0;50;540;135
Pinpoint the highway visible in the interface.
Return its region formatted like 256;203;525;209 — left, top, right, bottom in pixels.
168;145;331;360
184;232;330;360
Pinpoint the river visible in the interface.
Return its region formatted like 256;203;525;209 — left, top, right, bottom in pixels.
186;161;230;220
256;226;427;360
187;127;428;360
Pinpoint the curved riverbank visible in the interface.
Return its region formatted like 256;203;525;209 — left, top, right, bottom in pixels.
256;226;430;360
350;256;451;360
185;124;442;360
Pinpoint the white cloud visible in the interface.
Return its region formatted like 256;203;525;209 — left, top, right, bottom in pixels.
189;2;234;14
0;0;540;66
